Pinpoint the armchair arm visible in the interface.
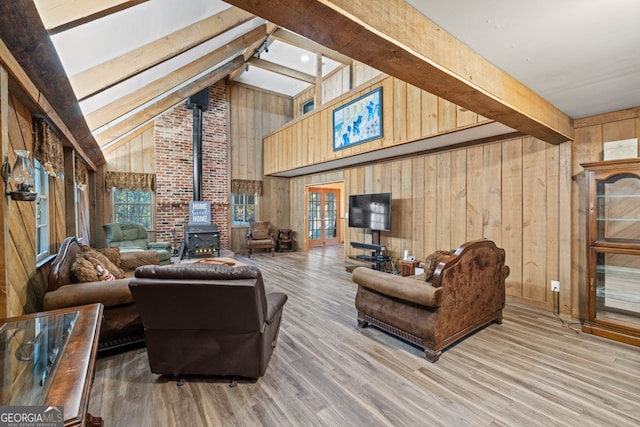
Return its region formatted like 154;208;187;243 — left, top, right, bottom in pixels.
148;241;171;250
43;279;133;311
352;267;442;308
265;292;288;324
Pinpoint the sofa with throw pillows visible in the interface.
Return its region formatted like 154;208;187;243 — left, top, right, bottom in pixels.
351;239;510;362
44;236;160;351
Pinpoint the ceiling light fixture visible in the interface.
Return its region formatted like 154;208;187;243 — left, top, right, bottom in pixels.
301;54;310;63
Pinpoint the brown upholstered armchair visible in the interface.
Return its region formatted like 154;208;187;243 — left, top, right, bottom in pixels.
128;264;288;380
246;220;275;257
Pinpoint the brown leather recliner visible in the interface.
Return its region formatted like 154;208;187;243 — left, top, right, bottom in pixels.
246;220;275;257
129;264;287;379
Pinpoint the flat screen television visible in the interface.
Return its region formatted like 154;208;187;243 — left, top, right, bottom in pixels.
348;192;392;231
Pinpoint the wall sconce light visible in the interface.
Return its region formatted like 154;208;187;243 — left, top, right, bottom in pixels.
2;150;38;201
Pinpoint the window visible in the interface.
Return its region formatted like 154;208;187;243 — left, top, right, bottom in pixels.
232;193;256;226
34;159;49;261
112;189;153;229
302;98;315;115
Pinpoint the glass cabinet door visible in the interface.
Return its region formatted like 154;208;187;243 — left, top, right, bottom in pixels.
583;159;640;346
592;248;640;330
594;172;640;245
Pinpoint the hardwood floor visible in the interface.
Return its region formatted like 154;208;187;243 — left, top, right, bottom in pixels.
89;246;640;426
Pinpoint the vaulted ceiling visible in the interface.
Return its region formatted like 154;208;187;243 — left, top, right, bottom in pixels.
33;0;351;151
2;0;639;168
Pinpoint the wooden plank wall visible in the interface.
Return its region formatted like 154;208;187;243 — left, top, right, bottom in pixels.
341;136;572;313
571;107;640;318
292;61;382;120
265;75;492;176
0;67;7;319
228;83;293;253
5;93;62;316
103;122;155;174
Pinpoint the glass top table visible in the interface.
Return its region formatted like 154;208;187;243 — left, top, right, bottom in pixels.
0;304;103;427
1;310;78;406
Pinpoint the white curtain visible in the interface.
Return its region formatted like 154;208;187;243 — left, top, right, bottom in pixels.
77;187;90;245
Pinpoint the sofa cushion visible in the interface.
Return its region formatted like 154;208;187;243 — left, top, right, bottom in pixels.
119;249;160;270
423;250;454;284
352;267;442;308
81;246;125;279
71;255;100;283
98;246;121;268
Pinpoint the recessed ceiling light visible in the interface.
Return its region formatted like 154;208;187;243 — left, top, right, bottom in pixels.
301;54;310;63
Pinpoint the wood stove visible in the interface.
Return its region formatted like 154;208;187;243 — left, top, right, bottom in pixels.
179;224;220;259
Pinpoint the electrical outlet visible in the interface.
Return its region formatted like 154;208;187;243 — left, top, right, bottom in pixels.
551;280;560;292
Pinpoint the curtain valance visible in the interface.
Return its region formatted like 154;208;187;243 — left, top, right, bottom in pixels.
33;117;64;177
75;156;89;191
231;179;262;195
105;171;156;192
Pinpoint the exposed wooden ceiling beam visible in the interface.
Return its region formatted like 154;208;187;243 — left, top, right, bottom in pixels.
0;1;104;167
94;56;244;147
85;25;266;131
271;27;352;65
70;6;255;101
226;0;573;144
248;57;315;84
34;0;148;35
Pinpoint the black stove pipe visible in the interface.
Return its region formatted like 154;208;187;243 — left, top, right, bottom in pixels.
186;88;209;202
192;106;203;201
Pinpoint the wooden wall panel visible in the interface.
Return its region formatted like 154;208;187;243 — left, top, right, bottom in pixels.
293;87;314;120
521;137;548;303
438;98;457;132
450;149;467;248
483;143;503;245
466;145;485;241
435;151;452;249
501;138;523;298
228;84;293;253
545;144;560;307
103;123;155;173
393;79;407;144
406;84;422;141
7;93;35;317
571;107;640;318
0;67;7;319
5;92;55;316
338;135;570;313
265;75;500;176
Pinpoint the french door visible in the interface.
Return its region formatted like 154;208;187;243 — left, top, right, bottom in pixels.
307;187;340;247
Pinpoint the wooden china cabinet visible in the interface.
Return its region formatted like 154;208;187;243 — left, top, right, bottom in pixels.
582;158;640;346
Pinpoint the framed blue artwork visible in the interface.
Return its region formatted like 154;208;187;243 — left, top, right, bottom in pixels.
333;87;382;151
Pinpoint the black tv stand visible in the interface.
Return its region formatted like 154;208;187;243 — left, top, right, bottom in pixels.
350;230;390;271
